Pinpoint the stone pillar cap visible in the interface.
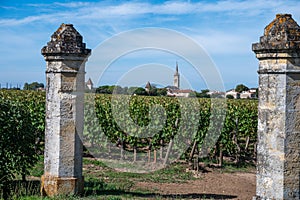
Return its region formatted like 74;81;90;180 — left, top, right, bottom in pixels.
42;23;91;56
252;14;300;52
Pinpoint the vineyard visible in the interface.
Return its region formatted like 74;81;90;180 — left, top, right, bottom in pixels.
0;90;257;181
0;90;45;197
84;94;258;170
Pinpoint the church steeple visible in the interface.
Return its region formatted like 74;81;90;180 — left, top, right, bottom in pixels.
173;62;180;89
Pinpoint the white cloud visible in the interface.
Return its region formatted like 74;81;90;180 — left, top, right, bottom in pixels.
0;15;47;26
0;6;18;10
192;30;254;55
1;0;300;27
53;2;92;8
199;0;279;13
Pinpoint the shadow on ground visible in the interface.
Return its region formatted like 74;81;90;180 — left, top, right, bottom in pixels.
1;180;237;199
84;180;237;199
86;190;237;199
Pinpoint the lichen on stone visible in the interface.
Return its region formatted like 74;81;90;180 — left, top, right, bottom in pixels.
42;23;91;55
253;14;300;52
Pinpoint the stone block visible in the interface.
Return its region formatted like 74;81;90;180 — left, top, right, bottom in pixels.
41;175;84;197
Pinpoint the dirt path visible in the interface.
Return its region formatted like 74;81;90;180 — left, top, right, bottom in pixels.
134;171;256;199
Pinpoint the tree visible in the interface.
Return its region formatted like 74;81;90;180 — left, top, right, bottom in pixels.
122;86;128;95
112;85;123;94
189;91;197;98
255;88;259;98
235;84;249;93
157;88;167;96
134;87;147;95
23;82;44;90
148;86;157;96
196;89;210;98
128;87;147;96
96;85;111;94
226;94;234;99
23;83;29;90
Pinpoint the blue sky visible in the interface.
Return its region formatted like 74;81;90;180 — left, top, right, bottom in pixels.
1;0;300;91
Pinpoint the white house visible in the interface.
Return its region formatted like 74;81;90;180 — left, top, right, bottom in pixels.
225;88;257;99
226;90;240;99
240;90;257;99
207;90;225;98
167;89;193;97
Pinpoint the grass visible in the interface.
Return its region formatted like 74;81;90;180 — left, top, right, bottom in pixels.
1;156;254;200
221;161;256;173
197;156;255;173
28;156;44;177
83;158;195;183
2;157;191;199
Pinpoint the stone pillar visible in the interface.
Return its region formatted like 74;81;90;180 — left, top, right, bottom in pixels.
41;24;91;196
253;14;300;199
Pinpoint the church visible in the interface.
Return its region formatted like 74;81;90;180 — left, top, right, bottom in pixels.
166;62;193;97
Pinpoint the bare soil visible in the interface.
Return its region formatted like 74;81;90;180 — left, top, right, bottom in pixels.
82;157;256;199
133;170;256;199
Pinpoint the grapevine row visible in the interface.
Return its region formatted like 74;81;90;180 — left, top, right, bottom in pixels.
0;90;257;169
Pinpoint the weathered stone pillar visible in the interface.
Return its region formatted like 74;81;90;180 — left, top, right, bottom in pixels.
253;14;300;199
41;24;91;196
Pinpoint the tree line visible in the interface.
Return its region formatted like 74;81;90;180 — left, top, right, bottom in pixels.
95;85;167;96
12;81;257;99
94;84;257;98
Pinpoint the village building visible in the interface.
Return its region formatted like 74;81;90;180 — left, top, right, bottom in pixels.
225;89;240;99
166;62;193;97
167;88;193;97
85;78;93;90
36;87;46;91
249;88;257;93
225;88;257;99
240;90;256;99
207;90;225;98
173;62;180;89
145;81;151;93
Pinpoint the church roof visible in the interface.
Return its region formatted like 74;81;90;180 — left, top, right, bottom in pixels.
165;85;179;90
86;78;93;85
145;81;152;89
174;61;179;76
